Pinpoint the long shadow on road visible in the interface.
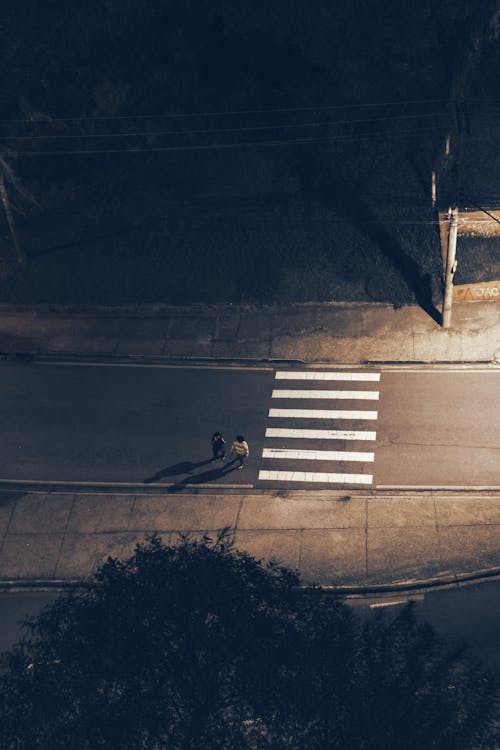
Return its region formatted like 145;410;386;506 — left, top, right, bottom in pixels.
143;457;243;489
143;459;213;484
165;460;242;494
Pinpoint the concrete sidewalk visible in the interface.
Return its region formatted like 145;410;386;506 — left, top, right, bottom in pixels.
0;300;499;363
0;490;499;590
0;299;499;590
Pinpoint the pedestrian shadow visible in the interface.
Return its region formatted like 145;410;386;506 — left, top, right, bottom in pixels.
166;461;241;494
143;459;212;484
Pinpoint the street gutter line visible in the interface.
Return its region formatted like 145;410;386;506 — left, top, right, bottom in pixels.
6;570;500;595
0;478;253;489
34;361;273;371
377;484;500;490
377;368;500;373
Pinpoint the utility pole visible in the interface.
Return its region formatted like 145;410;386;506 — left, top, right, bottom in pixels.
440;99;463;328
442;207;458;328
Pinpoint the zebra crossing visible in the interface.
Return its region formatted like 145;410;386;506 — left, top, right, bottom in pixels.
258;370;380;486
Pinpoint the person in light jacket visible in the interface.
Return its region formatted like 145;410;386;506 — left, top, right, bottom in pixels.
230;434;249;469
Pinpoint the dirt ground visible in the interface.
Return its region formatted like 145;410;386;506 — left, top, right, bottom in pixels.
0;129;497;309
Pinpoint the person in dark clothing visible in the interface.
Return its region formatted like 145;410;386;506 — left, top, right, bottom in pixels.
211;432;226;461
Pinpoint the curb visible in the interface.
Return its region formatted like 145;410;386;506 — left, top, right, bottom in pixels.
1;350;499;368
0;352;305;367
1;482;499;496
303;566;500;597
2;567;500;596
0;301;397;316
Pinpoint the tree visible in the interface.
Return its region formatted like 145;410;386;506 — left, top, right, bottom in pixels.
0;534;498;750
0;154;40;265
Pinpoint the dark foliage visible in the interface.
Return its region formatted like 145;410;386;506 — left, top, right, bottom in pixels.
0;534;498;749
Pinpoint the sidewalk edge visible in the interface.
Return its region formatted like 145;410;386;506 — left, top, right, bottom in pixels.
2;566;500;595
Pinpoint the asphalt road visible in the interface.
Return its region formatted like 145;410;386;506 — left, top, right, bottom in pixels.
2;580;500;675
353;579;500;676
0;361;499;489
376;369;500;488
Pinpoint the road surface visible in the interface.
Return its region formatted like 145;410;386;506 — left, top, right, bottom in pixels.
2;581;499;675
0;360;499;489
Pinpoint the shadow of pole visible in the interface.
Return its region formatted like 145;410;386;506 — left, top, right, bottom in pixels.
292;146;441;324
330;182;441;324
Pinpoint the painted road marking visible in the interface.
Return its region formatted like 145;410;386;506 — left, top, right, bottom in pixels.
259;470;372;484
269;408;378;420
262;448;374;461
276;371;380;381
265;428;377;440
272;389;379;400
261;370;380;486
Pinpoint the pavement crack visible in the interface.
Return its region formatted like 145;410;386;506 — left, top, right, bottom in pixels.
379;440;500;452
297;529;304;574
234;313;242;340
231;497;244;542
364;497;369;578
53;493;77;578
0;498;18;558
433;499;444;565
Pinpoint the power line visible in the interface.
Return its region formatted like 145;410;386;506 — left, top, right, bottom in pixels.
0;98;453;124
15;126;443;156
462;111;500;118
29;207;500;226
187;219;445;225
0;112;451;140
21;209;447;226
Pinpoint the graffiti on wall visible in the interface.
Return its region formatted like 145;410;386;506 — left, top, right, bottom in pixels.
453;281;500;301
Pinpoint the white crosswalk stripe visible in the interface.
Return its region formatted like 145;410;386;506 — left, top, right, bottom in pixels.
265;428;376;440
259;370;381;487
262;448;374;461
258;470;373;484
272;389;379;400
275;371;380;381
269;408;378;420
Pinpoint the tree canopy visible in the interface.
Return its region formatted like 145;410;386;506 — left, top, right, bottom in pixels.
0;534;498;749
